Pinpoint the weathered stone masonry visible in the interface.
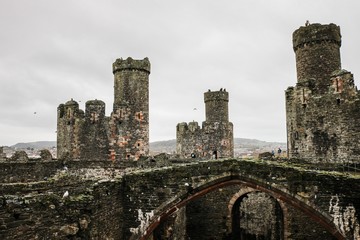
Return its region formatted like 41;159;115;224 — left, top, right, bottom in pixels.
1;158;359;239
286;23;360;163
176;89;234;159
57;57;150;161
2;22;360;240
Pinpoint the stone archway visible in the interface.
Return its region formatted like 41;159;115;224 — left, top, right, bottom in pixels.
228;190;284;240
137;177;345;240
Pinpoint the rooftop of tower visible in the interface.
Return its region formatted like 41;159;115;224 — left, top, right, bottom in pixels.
292;23;341;51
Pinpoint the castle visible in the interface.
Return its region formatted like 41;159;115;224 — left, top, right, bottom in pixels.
57;57;234;161
57;57;151;161
176;89;234;159
56;22;360;164
286;23;360;163
1;23;360;240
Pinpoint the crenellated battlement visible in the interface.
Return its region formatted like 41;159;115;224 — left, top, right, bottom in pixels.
112;57;151;74
293;23;341;51
176;121;201;134
204;88;229;123
57;98;84;120
204;89;229;103
85;99;106;118
292;23;342;92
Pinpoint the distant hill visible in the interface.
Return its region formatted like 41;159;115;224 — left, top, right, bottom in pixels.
150;139;177;154
150;138;286;155
234;138;285;149
11;141;56;149
9;138;286;156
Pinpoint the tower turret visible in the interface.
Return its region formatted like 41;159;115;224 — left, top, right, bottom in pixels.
111;57;151;160
286;22;360;163
176;89;233;159
81;99;108;160
293;23;341;93
113;57;150;111
204;89;229;122
57;99;84;159
85;99;105;122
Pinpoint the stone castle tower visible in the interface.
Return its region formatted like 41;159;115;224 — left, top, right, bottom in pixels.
110;58;150;160
57;57;150;161
176;89;234;159
286;23;360;163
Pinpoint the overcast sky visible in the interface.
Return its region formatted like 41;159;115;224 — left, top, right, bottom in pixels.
1;0;360;146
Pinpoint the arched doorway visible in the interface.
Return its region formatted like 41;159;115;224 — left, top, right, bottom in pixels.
231;191;284;239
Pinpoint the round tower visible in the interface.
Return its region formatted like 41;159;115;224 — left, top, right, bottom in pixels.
204;89;229;123
293;23;341;92
112;57;151;160
113;57;150;111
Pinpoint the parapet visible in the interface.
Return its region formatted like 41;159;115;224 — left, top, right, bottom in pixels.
293;23;341;51
10;151;28;162
204;89;229;103
176;121;201;133
40;149;53;161
331;69;351;78
188;121;200;132
85;99;106;117
177;122;188;132
112;57;151;74
64;98;79;108
58;99;84;120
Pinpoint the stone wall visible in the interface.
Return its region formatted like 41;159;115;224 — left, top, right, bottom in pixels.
0;159;137;183
1;158;359;239
285;203;336;239
185;185;239;239
0;147;6;160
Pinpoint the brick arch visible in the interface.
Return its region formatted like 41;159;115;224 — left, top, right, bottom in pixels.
136;176;346;240
227;186;256;214
226;187;289;239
